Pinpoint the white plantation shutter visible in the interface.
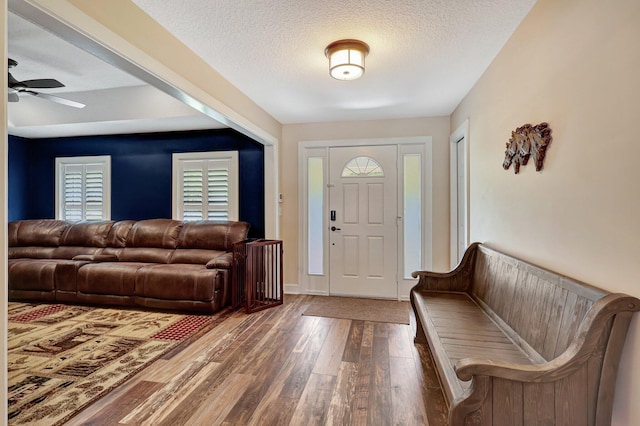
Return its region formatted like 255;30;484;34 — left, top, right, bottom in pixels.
56;156;111;221
173;151;238;222
207;167;231;220
62;164;83;221
183;167;205;220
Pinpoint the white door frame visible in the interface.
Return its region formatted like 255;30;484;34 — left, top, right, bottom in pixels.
297;136;433;301
450;119;470;268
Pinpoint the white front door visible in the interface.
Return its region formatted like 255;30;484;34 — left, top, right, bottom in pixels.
328;145;398;299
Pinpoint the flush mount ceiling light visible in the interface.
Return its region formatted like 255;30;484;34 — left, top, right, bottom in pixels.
324;39;370;81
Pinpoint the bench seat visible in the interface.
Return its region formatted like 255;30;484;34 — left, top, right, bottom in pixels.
413;291;536;405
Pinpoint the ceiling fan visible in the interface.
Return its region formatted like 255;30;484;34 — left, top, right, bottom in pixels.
8;58;85;108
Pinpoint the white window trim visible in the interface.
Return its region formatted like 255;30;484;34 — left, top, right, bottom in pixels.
55;155;111;221
172;151;239;221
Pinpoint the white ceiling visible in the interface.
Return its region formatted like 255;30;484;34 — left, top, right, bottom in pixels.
132;0;538;123
8;0;538;138
7;11;225;138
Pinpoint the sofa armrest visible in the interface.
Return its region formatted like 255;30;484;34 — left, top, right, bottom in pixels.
206;252;233;269
72;254;119;262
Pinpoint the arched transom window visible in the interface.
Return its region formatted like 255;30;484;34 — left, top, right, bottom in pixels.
341;156;384;177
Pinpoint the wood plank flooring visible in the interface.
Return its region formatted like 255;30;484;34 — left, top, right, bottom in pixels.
65;295;447;426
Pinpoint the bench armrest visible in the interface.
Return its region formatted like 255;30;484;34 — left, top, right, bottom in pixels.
456;357;577;383
455;293;640;383
410;242;480;292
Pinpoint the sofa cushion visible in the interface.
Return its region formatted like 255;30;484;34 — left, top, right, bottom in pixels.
170;249;226;265
8;221;19;247
135;264;221;302
51;246;104;260
128;219;182;249
119;248;175;264
13;220;68;247
205;252;233;269
106;220;135;247
72;254;118;262
77;262;147;296
55;259;92;294
61;221;114;247
8;247;57;259
9;259;59;291
177;221;249;251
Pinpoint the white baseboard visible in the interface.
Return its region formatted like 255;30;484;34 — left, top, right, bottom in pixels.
284;283;300;294
283;285;330;297
284;286;406;300
305;290;329;296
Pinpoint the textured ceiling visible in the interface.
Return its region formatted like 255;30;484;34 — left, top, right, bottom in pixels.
133;0;538;123
7;11;225;138
8;0;538;138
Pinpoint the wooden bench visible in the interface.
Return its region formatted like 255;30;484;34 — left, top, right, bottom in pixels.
410;243;639;425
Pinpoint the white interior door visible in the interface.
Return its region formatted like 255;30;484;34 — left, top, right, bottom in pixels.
328;145;398;299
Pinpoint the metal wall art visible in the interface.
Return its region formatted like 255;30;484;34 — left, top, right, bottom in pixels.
503;122;552;174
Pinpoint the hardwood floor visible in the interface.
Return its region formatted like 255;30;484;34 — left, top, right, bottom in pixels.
65;295;447;426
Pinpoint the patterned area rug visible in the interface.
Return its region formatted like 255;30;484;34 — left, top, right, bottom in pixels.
7;302;228;425
302;296;410;324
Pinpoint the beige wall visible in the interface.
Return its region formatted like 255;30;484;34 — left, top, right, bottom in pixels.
451;0;640;423
280;116;452;286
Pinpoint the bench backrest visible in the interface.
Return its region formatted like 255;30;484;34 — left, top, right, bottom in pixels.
470;244;608;361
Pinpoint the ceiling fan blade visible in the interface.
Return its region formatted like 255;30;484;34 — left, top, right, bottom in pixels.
8;72;23;88
24;90;86;109
19;78;65;89
8;92;19;102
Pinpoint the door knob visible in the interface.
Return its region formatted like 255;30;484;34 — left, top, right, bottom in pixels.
331;226;341;231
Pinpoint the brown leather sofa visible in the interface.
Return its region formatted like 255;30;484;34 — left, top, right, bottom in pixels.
8;218;249;313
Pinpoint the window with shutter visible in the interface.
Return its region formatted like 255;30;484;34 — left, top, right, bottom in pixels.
173;151;239;222
55;156;111;221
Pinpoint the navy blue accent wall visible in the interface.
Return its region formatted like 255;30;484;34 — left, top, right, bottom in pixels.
8;129;264;237
8;135;29;222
